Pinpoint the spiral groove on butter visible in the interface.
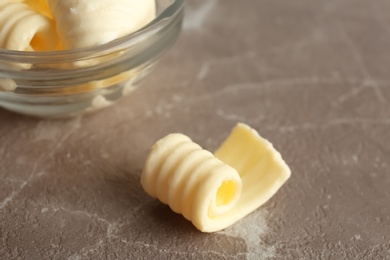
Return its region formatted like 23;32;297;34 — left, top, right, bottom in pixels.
0;0;57;51
141;123;291;232
141;133;242;232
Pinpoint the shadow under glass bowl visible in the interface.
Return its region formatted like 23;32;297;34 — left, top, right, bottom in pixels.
0;0;184;118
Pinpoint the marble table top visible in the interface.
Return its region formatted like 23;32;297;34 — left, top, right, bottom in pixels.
1;0;389;259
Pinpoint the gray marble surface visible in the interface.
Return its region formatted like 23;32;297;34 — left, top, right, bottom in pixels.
1;0;390;259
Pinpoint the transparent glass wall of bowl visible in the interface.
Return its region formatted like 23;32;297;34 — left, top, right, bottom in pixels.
0;0;184;118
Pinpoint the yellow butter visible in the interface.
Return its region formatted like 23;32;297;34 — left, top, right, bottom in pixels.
0;0;58;52
0;0;155;52
141;123;291;232
25;0;52;18
46;0;156;49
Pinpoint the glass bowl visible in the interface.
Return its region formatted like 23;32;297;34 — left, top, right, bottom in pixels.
0;0;184;118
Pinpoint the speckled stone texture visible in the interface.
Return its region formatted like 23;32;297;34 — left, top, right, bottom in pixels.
1;0;390;259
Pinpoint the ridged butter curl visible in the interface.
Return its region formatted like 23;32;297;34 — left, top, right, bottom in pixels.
141;123;291;232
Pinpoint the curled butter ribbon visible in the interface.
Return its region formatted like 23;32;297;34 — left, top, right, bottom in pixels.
0;0;57;52
46;0;156;49
141;123;291;232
